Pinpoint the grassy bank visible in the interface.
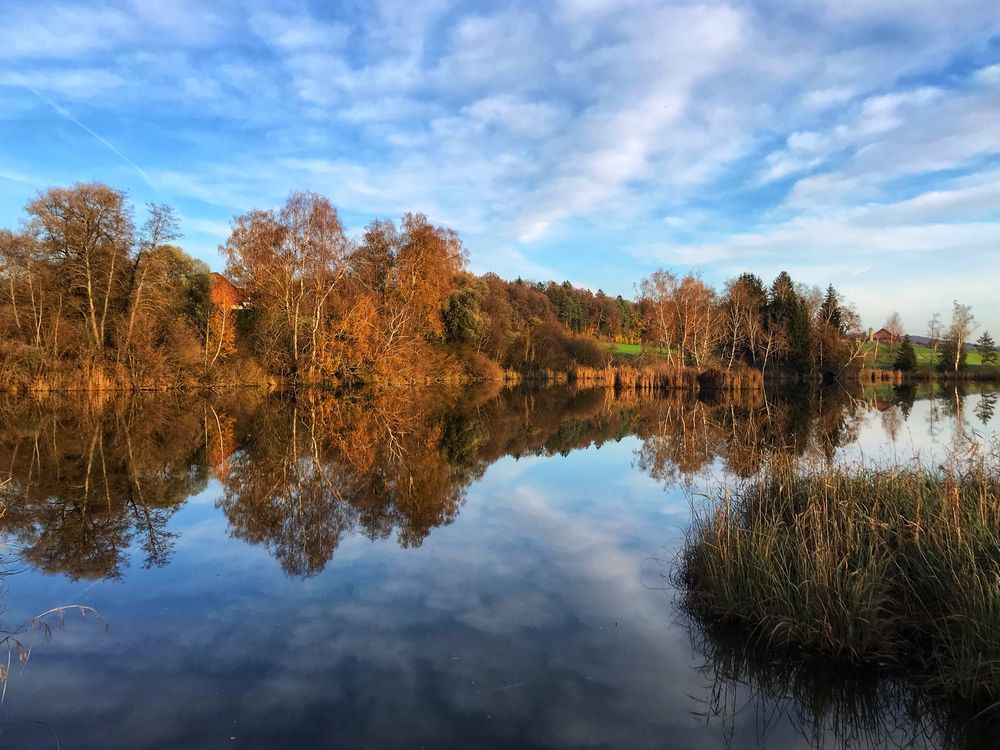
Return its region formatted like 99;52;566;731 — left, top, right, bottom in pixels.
863;341;999;374
677;451;1000;703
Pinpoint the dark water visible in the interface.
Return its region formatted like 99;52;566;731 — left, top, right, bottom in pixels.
0;384;997;749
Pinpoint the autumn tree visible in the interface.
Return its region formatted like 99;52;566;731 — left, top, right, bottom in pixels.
719;273;766;369
637;270;718;364
122;203;181;355
345;212;465;382
118;244;210;384
638;270;677;361
0;185;217;388
0;229;52;354
205;273;240;366
25;184;135;356
674;274;717;366
223;191;349;378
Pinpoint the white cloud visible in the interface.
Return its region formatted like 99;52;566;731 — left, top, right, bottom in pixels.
249;11;349;52
0;4;133;59
1;0;999;330
463;95;567;137
0;69;123;98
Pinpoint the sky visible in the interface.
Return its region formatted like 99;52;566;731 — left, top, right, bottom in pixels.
1;0;999;334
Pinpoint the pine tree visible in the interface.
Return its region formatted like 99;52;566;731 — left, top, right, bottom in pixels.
894;335;917;371
769;272;812;374
938;339;967;373
977;330;997;367
819;284;843;333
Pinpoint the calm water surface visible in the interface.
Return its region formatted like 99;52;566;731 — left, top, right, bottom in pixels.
0;384;997;749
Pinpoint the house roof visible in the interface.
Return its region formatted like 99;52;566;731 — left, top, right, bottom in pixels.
209;272;245;308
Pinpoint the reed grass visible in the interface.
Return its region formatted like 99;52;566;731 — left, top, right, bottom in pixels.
678;449;1000;703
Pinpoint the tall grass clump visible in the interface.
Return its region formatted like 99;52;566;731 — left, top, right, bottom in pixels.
678;448;1000;703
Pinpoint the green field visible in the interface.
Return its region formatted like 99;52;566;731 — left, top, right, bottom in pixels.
611;342;645;356
609;342;674;357
610;340;996;371
863;341;992;370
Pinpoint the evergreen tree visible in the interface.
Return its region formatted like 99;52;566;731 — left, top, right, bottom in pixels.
442;276;484;345
737;272;767;299
893;384;917;419
769;272;812;374
938;339;967;373
975;392;997;425
894;335;917;371
977;330;997;366
819;284;843;333
616;295;635;340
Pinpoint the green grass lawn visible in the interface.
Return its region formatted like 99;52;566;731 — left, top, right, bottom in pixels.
863;341;993;370
608;342;674;357
611;342;645;356
608;340;995;371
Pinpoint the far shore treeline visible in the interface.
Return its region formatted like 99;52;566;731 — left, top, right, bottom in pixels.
0;183;990;392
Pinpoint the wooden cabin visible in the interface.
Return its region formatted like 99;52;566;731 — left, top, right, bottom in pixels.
871;328;896;344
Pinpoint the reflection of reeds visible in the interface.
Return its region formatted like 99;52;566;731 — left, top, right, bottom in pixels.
0;604;106;701
683;613;1000;750
510;363;765;392
678;448;1000;710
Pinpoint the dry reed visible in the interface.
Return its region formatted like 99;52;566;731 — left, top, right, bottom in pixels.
678;449;1000;702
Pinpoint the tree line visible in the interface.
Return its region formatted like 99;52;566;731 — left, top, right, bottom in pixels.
0;183;870;390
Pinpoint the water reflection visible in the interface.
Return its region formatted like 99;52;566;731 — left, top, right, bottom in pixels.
1;384;995;583
0;395;207;579
686;614;1000;750
215;392;470;576
0;385;997;747
976;391;998;426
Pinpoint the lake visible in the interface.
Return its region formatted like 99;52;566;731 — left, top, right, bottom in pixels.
0;384;997;749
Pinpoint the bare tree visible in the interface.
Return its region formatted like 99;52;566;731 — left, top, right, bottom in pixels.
638;270;679;363
927;313;943;357
884;312;904;343
124;203;181;352
223;191;349;376
947;301;977;373
26;184;135;355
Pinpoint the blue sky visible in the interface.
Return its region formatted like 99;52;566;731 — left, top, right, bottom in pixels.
1;0;999;333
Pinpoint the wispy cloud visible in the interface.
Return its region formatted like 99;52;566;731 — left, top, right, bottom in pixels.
0;0;998;330
23;85;157;190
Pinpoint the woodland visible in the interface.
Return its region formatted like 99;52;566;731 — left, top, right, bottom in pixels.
0;183;888;392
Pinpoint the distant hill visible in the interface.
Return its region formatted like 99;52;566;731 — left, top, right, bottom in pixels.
905;335;995;351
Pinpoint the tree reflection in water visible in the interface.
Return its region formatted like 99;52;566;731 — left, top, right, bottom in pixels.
0;383;996;745
0;382;985;582
0;393;208;580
